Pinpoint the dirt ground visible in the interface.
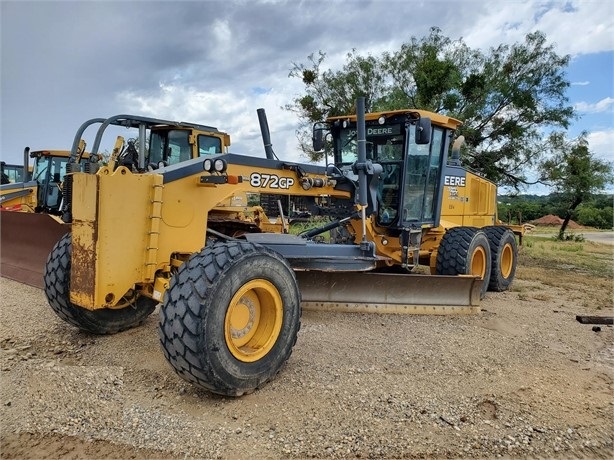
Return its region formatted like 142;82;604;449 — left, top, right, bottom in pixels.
1;263;613;459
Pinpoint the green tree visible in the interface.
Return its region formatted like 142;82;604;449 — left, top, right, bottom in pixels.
287;28;574;188
576;205;613;229
497;195;546;223
287;50;387;160
539;132;614;239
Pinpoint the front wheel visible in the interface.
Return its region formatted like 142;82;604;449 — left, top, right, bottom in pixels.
158;241;301;397
43;233;157;334
435;227;492;299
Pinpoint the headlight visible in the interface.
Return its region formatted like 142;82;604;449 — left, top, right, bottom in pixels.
213;158;227;173
203;159;213;171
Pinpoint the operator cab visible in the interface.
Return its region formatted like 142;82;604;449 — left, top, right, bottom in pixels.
148;128;227;168
323;111;450;229
30;150;92;214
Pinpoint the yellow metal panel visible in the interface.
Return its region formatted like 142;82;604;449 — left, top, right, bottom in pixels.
71;173;98;222
70;169;161;309
440;171;497;228
155;176;223;258
70;173;99;307
439;182;467;227
95;169;160;308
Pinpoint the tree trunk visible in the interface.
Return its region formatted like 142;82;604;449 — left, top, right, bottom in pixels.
558;197;582;239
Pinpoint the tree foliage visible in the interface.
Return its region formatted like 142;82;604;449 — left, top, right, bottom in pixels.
497;193;613;229
539;132;613;238
287;28;574;188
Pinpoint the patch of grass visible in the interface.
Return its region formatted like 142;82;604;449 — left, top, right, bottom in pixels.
518;237;613;311
553;242;584;252
521;236;613;277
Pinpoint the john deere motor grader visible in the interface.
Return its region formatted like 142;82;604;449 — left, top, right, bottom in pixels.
1;144;95;213
0;115;235;288
43;98;520;396
1;144;101;287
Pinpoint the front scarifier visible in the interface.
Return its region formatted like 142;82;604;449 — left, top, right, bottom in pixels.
158;241;301;396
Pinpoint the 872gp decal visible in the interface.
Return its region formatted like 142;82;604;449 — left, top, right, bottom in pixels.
250;173;295;189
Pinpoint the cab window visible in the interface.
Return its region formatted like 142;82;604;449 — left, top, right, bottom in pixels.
167;130;191;164
198;135;222;155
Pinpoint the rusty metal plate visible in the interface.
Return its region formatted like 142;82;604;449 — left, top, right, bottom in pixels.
0;211;69;289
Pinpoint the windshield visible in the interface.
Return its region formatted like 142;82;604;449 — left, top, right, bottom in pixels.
33;155;72;211
149;129;192;165
335;123;405;164
332;120;447;226
33;156;53;182
1;164;25;183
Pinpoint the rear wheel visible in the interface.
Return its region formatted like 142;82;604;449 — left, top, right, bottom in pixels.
435;227;492;299
483;226;518;292
159;241;301;396
43;233;157;334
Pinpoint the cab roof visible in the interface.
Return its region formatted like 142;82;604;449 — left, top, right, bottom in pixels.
326;109;462;130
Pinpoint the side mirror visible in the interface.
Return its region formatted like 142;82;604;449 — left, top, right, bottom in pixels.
415;117;431;145
312;122;327;152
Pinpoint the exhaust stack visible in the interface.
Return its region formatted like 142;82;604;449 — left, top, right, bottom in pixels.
257;108;276;160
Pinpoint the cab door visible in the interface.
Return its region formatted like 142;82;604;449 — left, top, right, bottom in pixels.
400;126;446;226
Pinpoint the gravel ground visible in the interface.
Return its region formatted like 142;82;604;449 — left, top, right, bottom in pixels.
1;273;613;459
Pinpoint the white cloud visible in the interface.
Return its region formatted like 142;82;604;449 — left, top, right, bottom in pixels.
461;0;613;56
211;19;232;51
530;1;613;55
116;81;307;163
586;129;614;162
571;81;590;86
574;97;614;113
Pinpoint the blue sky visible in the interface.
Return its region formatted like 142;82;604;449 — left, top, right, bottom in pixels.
566;52;613;136
1;0;612;194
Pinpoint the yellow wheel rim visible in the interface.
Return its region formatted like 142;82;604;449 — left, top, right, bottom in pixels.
224;279;283;363
500;243;514;278
470;246;487;279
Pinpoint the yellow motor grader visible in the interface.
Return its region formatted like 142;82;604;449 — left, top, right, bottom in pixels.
42;98;521;396
0;115;239;288
1;144;102;287
1;160;29;184
1;145;95;213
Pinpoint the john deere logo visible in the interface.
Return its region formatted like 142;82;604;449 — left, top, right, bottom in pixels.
444;175;466;187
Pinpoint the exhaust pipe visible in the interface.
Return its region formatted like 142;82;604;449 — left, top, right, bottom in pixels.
257;108;276;160
449;135;465;166
355;97;369;247
23;147;30;181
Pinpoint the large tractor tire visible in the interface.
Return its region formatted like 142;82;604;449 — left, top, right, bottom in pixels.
159;241;301;397
435;227;492;299
43;233;157;334
483;226;518;292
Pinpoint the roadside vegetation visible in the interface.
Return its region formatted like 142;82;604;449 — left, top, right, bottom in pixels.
498;193;613;229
